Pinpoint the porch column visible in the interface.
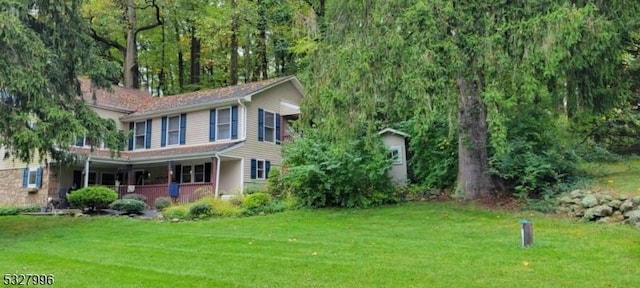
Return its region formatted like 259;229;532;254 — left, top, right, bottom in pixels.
167;161;173;184
211;156;219;197
126;164;133;186
83;157;90;188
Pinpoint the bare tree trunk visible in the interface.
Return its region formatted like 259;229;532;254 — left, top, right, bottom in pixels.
456;76;492;200
245;31;252;83
229;0;239;85
174;23;184;91
124;0;139;89
189;26;201;85
257;0;268;80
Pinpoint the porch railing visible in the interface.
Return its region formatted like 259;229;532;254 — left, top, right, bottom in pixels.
177;183;214;203
103;183;214;208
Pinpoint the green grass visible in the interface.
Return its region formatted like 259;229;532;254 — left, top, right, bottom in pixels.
582;159;640;196
1;202;638;287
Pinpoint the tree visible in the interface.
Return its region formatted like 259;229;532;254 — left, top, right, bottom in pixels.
84;0;162;89
0;0;126;163
297;0;639;201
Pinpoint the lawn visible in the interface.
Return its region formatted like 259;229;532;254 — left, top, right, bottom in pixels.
1;202;638;287
582;158;640;196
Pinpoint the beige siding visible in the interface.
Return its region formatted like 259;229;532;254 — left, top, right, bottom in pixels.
225;81;303;186
92;107;127;130
219;159;242;195
0;148;44;170
185;109;211;145
381;133;408;186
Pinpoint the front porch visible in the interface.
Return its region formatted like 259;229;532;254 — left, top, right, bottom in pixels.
48;156;243;208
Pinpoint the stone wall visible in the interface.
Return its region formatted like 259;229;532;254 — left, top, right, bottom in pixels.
557;189;640;227
0;167;51;206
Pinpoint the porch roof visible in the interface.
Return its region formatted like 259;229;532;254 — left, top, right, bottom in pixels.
68;142;242;164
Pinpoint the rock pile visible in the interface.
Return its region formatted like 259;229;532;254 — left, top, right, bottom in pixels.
557;189;640;227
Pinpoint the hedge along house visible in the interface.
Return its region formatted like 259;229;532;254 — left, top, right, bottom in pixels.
0;76;304;207
378;128;409;187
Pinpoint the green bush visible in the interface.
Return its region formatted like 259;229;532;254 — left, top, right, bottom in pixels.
163;205;189;220
189;203;212;219
154;197;172;211
0;206;19;216
0;205;49;216
243;192;272;210
67;186;118;211
266;167;284;198
282;128;395;208
195;197;242;217
122;193;148;203
109;199;146;214
243;200;288;216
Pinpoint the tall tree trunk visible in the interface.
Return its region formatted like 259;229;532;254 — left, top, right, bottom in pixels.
244;31;251;83
190;26;201;85
456;76;492;200
174;22;185;91
229;0;239;85
124;0;139;89
257;0;268;80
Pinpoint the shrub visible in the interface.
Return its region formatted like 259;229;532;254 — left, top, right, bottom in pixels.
0;206;19;216
243;192;272;210
122;193;148;203
109;199;146;214
266;167;284;198
282;128;395;208
67;186;118;211
194;187;214;198
154;197;172;211
189;203;212;219
163;205;189;220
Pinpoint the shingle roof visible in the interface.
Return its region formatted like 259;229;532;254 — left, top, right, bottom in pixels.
128;76;296;117
68;142;241;163
79;78;154;111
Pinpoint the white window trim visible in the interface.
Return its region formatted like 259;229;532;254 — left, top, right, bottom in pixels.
256;159;266;180
389;145;403;165
179;163;207;183
166;115;181;146
134;121;146;150
27;167;38;188
216;106;232;141
263;109;276;144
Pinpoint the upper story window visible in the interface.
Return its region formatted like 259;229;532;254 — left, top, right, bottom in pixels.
129;119;151;150
168;116;180;145
258;108;281;144
217;107;231;140
209;106;238;142
134;121;146;149
264;111;275;143
161;114;186;147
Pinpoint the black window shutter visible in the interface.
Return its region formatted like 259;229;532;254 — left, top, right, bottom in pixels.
204;162;212;183
258;109;264;141
250;159;257;179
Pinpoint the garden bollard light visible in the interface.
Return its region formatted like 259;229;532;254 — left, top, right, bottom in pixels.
520;220;533;247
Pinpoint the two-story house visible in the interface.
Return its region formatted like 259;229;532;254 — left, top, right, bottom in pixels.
0;76;304;207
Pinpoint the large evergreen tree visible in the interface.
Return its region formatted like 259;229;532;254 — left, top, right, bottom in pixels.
0;0;126;163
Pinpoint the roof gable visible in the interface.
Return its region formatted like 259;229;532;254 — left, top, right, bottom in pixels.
124;76;303;119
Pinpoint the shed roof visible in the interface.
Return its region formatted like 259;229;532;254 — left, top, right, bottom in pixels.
378;128;410;138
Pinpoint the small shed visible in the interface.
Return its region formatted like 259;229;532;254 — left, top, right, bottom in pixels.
378;128;409;186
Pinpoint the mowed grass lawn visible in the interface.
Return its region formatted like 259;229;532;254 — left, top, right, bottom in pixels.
1;202;638;287
582;159;640;196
